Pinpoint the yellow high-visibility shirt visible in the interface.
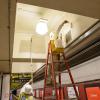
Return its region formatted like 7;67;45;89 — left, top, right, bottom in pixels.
18;92;33;100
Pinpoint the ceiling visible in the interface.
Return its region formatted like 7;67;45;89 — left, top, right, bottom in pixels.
18;0;100;19
0;0;99;73
12;3;98;73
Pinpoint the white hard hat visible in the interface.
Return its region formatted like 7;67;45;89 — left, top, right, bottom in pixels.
25;84;32;94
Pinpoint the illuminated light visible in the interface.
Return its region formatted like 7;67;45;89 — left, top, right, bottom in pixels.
36;19;48;35
50;32;54;40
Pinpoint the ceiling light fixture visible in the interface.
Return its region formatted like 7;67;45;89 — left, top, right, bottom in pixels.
36;19;48;35
50;32;54;40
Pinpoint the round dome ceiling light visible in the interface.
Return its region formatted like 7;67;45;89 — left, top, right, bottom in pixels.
36;19;48;35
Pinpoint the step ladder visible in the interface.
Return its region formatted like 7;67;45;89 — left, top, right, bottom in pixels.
43;41;79;100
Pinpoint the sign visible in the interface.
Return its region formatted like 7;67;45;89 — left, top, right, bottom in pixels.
67;86;79;99
86;87;100;100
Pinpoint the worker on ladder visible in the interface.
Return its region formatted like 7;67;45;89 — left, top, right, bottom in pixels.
46;20;68;86
43;20;79;100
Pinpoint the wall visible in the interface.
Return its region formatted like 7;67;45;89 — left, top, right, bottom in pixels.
32;56;100;89
61;56;100;84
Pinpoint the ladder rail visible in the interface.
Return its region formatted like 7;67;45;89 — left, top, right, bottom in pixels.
50;44;59;100
43;46;50;100
62;53;79;100
58;54;62;100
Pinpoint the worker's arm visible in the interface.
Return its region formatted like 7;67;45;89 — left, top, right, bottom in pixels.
57;20;68;34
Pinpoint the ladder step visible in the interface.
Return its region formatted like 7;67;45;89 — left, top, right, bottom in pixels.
55;71;68;74
44;96;56;100
53;60;66;63
50;52;63;54
48;60;66;64
45;83;61;88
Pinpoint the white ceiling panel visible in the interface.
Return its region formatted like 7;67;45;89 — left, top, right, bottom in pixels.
12;62;44;73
